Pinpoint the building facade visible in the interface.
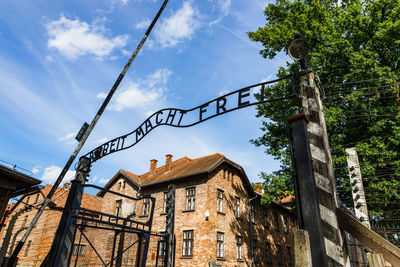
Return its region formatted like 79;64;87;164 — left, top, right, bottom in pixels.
93;153;296;267
0;153;296;267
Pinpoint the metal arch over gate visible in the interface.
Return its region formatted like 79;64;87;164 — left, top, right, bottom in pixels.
83;74;299;165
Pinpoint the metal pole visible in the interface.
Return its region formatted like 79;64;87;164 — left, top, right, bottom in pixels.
7;1;170;264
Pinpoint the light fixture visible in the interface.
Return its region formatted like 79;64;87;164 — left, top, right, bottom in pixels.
288;34;309;69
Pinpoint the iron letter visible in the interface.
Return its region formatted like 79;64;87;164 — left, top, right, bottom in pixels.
109;139;117;153
177;110;186;126
238;88;250;107
136;126;144;142
145;119;153;134
216;97;227;114
199;104;208;121
166;109;177;125
156;111;164;125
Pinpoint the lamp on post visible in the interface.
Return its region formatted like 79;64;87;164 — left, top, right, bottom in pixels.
288;34;309;70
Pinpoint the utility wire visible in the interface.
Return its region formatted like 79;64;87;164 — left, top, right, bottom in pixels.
7;0;170;264
323;77;397;88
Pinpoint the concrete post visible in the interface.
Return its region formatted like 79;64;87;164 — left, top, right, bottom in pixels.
367;253;385;267
299;72;348;266
294;229;312;267
346;147;371;229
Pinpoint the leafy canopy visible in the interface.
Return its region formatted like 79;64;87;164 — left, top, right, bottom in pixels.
248;0;400;230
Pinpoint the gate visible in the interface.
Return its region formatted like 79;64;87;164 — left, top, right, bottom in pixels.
50;182;156;267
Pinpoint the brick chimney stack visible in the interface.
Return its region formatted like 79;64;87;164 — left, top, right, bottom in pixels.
165;154;173;170
150;159;157;174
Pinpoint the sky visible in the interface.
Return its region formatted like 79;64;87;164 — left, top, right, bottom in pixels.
0;0;290;188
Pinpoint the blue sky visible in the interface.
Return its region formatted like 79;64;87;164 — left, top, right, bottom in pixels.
0;0;289;187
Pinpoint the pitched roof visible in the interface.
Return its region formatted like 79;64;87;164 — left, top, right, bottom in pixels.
98;153;254;197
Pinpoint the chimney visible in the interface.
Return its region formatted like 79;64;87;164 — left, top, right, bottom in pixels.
165;154;173;170
150;159;157;174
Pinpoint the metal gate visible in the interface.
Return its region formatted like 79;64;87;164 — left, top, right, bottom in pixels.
60;183;156;267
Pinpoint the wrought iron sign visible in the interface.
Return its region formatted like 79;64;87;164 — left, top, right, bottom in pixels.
83;75;296;164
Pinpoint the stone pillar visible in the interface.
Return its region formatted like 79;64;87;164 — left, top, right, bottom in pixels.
294;229;312;267
299;72;347;266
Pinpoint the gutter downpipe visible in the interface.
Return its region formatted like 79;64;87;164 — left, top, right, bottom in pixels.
249;194;258;267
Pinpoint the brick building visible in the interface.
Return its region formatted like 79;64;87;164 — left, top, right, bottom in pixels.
0;153;296;266
92;153;296;267
0;184;102;266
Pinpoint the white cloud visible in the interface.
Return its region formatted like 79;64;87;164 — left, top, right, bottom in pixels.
218;88;229;96
98;178;109;184
97;92;107;99
32;166;41;175
58;132;76;144
208;0;231;26
96;137;109;143
155;2;200;48
42;165;76;184
214;0;231;16
110;68;171;111
135;19;151;29
46;15;128;59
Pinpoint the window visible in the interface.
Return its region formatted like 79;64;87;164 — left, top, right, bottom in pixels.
252;239;257;261
23;241;31;257
236;236;242;259
234;197;240;218
22;215;28;228
265;242;272;263
182;230;193;256
116;200;122;217
286;246;292;266
274;212;279;231
263;211;268;228
72;244;86;256
277;244;282;265
163;192;168;213
217;232;224;258
185;188;196;211
284;217;288;233
35;194;39;204
217;190;223;213
159;233;166;256
142;198;150;216
250;204;255;223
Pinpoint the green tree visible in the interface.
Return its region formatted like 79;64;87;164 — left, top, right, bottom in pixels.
248;0;400;227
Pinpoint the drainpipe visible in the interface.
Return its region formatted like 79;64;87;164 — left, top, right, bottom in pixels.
248;194;258;267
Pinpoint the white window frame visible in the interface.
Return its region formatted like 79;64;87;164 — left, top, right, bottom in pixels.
217;232;224;258
185;187;196;211
217;190;223;213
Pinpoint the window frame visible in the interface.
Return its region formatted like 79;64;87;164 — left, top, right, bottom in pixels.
142;198;150;216
236;236;242;260
216;232;224;258
115;200;122;217
217;189;224;213
72;244;86;256
274;212;279;231
265;241;272;263
277;244;282;265
185;187;196;211
182;230;194;257
234;197;240;218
